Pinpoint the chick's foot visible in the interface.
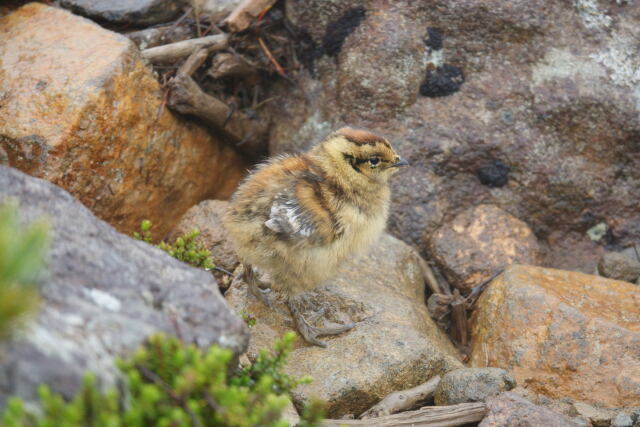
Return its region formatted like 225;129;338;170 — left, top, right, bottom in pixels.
243;264;274;307
287;297;355;347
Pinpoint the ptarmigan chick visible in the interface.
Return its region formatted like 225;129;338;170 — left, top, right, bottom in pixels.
223;127;409;346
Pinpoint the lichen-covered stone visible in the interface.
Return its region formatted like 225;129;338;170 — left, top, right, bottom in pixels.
429;205;541;290
268;0;640;273
0;4;247;237
434;368;516;406
470;265;640;407
225;233;462;417
0;166;249;409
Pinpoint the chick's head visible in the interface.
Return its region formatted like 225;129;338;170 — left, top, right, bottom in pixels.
315;127;409;186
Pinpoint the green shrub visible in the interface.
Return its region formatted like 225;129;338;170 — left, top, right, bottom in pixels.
0;201;49;341
134;220;214;270
2;332;324;426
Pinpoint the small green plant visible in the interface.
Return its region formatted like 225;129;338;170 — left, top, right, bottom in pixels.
2;332;324;426
0;201;49;341
132;219;153;243
240;310;257;327
134;220;214;270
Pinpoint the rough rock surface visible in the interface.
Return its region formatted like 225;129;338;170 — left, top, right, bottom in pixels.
598;250;640;283
266;0;640;272
225;233;462;417
612;411;635;427
470;265;640;407
573;401;616;427
479;392;574;427
429;204;541;290
168;200;238;287
0;166;248;409
434;368;516;406
0;4;247;237
193;0;242;22
60;0;182;26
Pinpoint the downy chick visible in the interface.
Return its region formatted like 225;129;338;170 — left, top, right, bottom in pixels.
223;127;409;346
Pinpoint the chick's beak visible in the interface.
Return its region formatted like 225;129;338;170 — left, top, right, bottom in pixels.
391;157;410;168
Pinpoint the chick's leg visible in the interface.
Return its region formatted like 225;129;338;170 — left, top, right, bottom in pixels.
287;295;355;348
243;264;273;307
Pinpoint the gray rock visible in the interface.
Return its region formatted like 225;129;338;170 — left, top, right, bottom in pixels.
599;251;640;283
60;0;182;26
0;166;248;409
434;368;516;405
479;392;574;427
613;412;634;427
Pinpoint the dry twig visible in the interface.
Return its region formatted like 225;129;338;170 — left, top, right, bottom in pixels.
224;0;278;33
167;49;267;157
360;376;441;419
322;402;487;427
258;37;286;77
207;52;258;80
142;34;228;63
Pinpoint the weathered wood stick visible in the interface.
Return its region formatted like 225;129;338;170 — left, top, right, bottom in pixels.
223;0;278;33
177;48;209;77
208;52;257;79
322;402;487;427
168;74;241;137
167;51;267;157
360;376;441;419
419;257;442;295
126;25;193;49
451;289;468;347
141;34;228;63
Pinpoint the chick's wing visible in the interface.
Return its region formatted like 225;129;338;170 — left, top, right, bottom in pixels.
264;178;339;246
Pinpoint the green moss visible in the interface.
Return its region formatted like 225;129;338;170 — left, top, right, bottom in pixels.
2;332;324;426
134;220;214;270
0;202;49;341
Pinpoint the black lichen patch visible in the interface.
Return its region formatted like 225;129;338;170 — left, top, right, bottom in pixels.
425;27;443;50
419;64;465;97
296;28;324;75
322;7;367;57
477;160;511;187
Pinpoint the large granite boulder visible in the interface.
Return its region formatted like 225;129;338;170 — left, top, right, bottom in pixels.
266;0;640;272
0;4;247;237
0;166;249;408
225;233;463;417
470;265;640;408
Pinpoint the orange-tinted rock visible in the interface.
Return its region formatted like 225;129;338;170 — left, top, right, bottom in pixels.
0;4;247;237
470;265;640;408
429;205;541;290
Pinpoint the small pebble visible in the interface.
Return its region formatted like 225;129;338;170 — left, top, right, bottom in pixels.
612;412;633;427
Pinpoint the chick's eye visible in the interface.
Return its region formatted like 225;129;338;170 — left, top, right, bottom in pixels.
369;157;380;167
